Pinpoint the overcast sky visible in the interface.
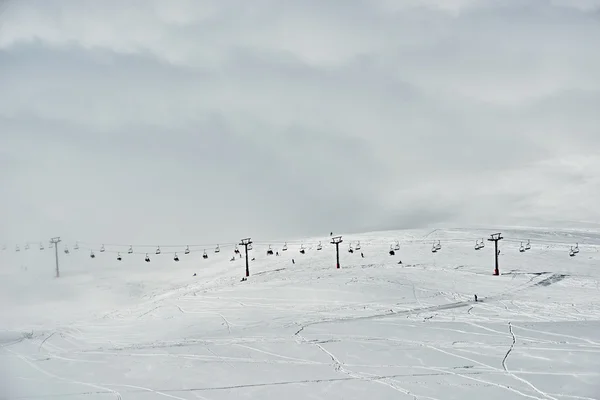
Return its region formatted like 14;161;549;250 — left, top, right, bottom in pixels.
1;0;599;247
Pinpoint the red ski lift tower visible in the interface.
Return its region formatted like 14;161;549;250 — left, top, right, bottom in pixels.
240;238;252;277
488;233;503;275
330;236;343;269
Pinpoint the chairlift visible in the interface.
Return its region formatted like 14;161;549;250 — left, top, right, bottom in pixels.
248;243;253;250
90;250;95;258
431;242;437;253
435;240;441;251
64;246;70;254
316;241;322;250
475;240;482;250
282;242;288;251
569;247;575;257
355;241;361;250
100;244;105;253
25;243;29;250
156;246;161;255
348;243;354;253
174;253;179;262
215;244;220;253
300;244;305;254
573;243;579;254
525;240;531;251
185;245;190;255
117;253;122;261
145;253;150;262
39;243;44;250
203;250;208;259
479;238;485;249
267;245;273;255
128;245;133;254
15;245;20;252
234;245;239;254
519;242;525;253
389;245;395;256
74;242;79;250
394;241;400;251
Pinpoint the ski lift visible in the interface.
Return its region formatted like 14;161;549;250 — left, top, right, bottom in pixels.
525;240;531;251
316;241;322;251
203;250;208;259
394;241;400;251
248;243;253;250
355;241;361;250
348;243;354;253
479;238;485;249
300;244;305;254
90;250;95;258
573;243;579;254
475;240;482;250
431;242;437;253
74;242;79;250
15;245;20;252
174;253;179;262
435;240;441;251
282;242;288;251
519;242;525;252
234;245;239;254
389;245;395;256
267;245;273;255
25;243;29;250
156;246;161;255
145;253;150;262
100;244;105;253
39;243;44;250
117;253;122;261
128;245;133;254
64;246;70;254
569;247;575;257
185;245;190;255
215;244;220;253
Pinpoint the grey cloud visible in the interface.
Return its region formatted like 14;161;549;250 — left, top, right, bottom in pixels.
1;0;599;247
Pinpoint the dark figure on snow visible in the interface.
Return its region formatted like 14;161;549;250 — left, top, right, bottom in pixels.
361;252;364;258
292;259;295;264
474;294;478;302
276;251;279;256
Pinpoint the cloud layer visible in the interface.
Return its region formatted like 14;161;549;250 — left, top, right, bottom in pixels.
1;0;599;246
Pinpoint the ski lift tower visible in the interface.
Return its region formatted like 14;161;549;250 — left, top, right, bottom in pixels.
330;236;343;269
488;233;503;275
240;238;252;277
49;237;61;278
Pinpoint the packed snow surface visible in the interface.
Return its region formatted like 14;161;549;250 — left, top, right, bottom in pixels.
1;227;600;399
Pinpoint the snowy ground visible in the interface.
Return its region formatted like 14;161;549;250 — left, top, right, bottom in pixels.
1;227;600;399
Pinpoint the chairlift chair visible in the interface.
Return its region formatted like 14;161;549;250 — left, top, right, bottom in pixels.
15;245;20;252
317;241;322;251
525;240;531;251
479;238;485;249
100;244;105;252
215;244;220;253
300;244;305;254
128;245;133;254
348;243;354;253
355;241;361;250
156;246;161;255
573;243;579;254
248;243;253;250
431;242;437;253
74;242;79;250
174;253;179;262
90;250;95;258
389;245;395;256
569;247;575;257
267;245;273;255
64;246;70;254
39;243;44;250
234;245;239;254
435;240;441;251
185;245;190;255
117;253;122;261
25;243;29;250
203;250;208;259
145;253;150;262
282;242;288;251
474;240;481;250
394;241;400;251
519;242;525;252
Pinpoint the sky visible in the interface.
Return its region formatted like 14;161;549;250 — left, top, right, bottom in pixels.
1;0;600;248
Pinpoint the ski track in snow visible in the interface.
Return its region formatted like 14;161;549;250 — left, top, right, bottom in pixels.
1;227;600;399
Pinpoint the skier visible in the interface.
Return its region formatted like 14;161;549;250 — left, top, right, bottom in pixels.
361;252;364;258
292;259;295;264
474;294;478;302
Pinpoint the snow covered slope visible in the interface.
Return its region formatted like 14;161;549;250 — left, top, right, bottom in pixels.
1;227;600;399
